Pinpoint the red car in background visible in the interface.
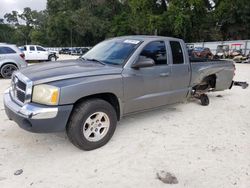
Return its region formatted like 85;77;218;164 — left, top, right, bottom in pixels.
191;47;213;59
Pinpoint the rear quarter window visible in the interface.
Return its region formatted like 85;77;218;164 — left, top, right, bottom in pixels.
170;41;184;64
0;47;16;54
37;46;46;51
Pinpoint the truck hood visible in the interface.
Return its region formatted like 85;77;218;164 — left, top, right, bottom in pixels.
20;59;123;84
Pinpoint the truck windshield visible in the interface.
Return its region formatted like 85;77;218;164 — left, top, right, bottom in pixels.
82;39;142;65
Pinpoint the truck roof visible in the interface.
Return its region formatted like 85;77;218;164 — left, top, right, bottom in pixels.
24;45;40;46
113;35;183;42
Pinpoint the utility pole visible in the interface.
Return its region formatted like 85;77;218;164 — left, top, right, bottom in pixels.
154;29;158;36
70;28;73;48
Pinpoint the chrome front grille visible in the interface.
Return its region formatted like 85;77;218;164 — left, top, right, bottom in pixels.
11;76;26;103
17;79;26;91
10;72;33;106
16;87;26;102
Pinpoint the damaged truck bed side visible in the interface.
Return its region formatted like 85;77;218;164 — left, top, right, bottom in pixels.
191;60;234;91
4;36;235;150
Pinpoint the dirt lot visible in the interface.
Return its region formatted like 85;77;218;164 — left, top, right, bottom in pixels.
0;61;250;188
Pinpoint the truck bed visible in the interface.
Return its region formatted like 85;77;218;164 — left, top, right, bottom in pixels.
190;58;235;91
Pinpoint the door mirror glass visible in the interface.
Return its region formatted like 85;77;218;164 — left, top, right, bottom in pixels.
131;56;155;69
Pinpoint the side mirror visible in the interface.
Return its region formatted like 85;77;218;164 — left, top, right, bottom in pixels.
131;56;155;69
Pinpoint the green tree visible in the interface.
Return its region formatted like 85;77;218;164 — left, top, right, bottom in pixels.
215;0;250;40
0;22;16;43
1;0;250;46
4;11;19;25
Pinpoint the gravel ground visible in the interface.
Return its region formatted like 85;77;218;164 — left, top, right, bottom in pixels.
0;60;249;188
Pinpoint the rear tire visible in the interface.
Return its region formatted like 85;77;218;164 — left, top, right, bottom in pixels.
200;94;209;106
66;99;117;151
0;64;18;79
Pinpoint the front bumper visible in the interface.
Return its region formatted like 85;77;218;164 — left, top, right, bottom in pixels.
4;89;73;133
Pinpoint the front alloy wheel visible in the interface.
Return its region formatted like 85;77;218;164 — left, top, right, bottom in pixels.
83;112;110;142
66;99;117;150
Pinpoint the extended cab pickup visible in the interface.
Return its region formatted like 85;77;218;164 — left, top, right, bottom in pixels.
4;36;235;150
20;45;58;61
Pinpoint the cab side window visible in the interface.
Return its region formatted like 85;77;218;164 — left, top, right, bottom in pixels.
170;41;184;64
140;41;167;65
29;46;35;51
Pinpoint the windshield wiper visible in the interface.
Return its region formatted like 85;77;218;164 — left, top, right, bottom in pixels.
85;58;106;65
80;57;120;65
105;62;120;65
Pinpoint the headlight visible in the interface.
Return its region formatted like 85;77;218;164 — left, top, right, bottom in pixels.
32;84;60;105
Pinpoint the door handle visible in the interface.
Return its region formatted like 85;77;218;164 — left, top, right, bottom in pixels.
160;73;169;77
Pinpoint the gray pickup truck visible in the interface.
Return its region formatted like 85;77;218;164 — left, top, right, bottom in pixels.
4;36;235;150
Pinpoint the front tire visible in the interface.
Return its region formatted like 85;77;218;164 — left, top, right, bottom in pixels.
49;55;57;61
66;99;117;150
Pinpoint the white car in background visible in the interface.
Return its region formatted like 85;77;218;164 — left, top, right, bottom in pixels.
20;45;58;61
0;43;27;78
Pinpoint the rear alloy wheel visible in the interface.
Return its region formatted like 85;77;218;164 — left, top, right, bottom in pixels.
66;99;117;150
0;64;17;79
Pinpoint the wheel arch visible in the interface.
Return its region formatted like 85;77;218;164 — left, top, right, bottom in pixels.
0;61;18;69
73;93;121;121
193;74;217;91
202;74;217;88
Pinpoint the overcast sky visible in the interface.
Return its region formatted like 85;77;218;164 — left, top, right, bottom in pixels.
0;0;47;19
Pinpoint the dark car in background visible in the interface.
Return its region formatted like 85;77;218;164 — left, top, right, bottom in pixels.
80;47;89;55
59;48;71;54
59;47;89;55
71;47;89;55
71;48;80;55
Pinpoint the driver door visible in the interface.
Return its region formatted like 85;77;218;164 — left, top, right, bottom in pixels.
27;46;36;60
123;41;172;114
